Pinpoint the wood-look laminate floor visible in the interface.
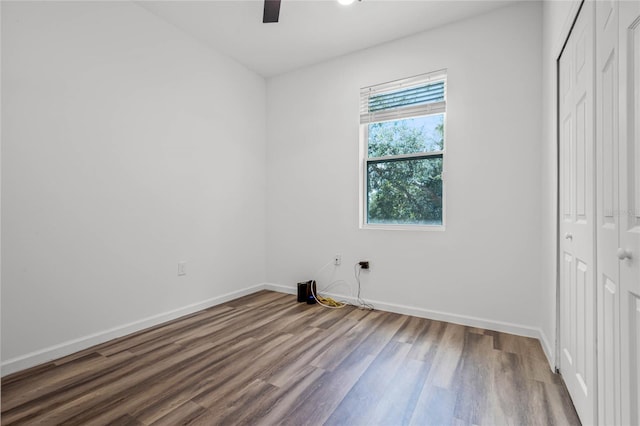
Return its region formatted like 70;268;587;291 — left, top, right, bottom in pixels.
1;291;580;425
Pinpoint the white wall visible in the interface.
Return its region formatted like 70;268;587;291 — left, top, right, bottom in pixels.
1;1;267;373
1;0;567;376
266;3;544;340
540;0;581;366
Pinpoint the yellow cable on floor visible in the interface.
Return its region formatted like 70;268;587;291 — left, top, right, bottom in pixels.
316;295;346;308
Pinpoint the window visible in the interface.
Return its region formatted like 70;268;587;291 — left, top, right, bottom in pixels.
359;70;446;229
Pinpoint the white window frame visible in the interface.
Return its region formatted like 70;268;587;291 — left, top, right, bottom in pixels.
359;70;447;231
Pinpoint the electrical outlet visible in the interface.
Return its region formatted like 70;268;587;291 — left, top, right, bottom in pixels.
334;254;342;265
177;261;187;276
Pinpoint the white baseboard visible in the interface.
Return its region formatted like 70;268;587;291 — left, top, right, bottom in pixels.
538;329;556;372
265;282;556;370
1;284;266;377
264;282;296;295
3;282;557;376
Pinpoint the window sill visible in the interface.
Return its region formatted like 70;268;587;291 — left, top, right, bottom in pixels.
360;223;445;232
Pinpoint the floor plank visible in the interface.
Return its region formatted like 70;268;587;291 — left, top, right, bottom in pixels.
1;290;580;425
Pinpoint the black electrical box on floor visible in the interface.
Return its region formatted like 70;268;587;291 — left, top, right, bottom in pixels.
297;280;317;304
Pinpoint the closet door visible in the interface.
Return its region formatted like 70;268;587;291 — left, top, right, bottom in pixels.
559;2;597;424
619;2;640;424
596;0;621;424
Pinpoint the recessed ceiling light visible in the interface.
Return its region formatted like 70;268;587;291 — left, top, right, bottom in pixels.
337;0;356;5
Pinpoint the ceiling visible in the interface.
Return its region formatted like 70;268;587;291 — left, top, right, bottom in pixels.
137;0;521;77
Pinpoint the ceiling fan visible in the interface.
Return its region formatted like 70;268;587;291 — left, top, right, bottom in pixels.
263;0;358;24
263;0;281;23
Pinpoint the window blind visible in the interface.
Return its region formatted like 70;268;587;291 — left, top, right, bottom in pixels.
360;70;447;124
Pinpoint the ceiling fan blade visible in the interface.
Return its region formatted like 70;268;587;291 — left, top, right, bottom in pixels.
263;0;281;23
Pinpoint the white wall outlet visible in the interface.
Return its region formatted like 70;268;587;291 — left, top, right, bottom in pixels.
334;254;342;265
177;261;187;276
